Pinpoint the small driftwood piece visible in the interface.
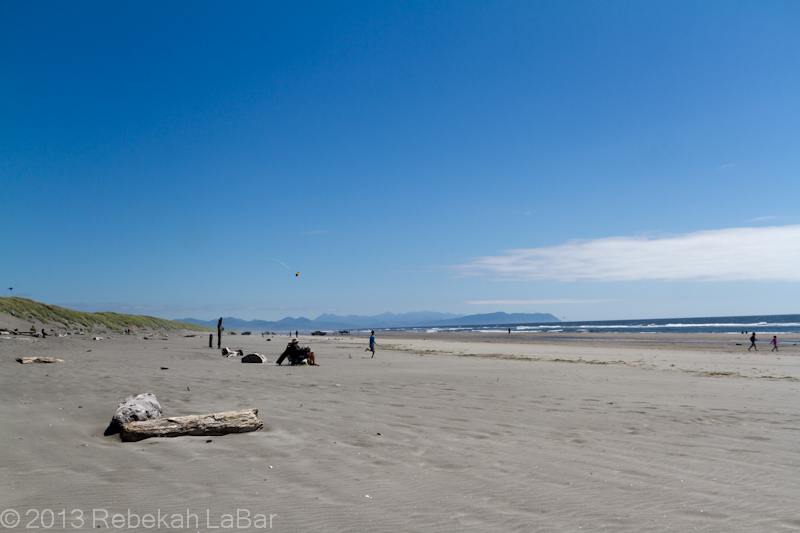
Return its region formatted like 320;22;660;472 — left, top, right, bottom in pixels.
120;408;263;442
16;356;64;364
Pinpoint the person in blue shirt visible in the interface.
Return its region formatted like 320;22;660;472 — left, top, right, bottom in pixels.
365;330;377;358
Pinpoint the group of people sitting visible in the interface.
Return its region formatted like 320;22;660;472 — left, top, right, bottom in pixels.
276;338;319;366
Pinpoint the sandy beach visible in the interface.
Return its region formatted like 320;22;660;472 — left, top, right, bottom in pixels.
1;325;799;532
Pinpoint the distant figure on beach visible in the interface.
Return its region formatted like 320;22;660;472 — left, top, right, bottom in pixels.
366;330;377;358
771;336;778;352
748;332;757;351
276;338;318;365
508;328;511;334
296;330;298;338
304;344;318;365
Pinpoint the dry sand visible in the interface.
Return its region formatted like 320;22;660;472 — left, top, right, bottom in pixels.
1;328;799;532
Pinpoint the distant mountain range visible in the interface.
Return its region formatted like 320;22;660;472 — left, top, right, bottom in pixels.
427;312;560;327
176;311;559;332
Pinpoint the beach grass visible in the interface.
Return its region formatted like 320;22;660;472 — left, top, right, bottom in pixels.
0;296;212;331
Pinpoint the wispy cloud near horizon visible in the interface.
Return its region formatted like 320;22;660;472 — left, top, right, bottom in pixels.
457;225;800;282
466;299;617;305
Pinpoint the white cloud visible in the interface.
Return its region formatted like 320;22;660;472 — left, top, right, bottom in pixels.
717;164;735;171
458;225;800;282
466;299;616;305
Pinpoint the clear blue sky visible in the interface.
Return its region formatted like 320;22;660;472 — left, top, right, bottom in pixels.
2;1;799;321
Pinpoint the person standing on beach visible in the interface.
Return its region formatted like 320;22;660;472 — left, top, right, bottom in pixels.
365;330;377;358
771;336;778;352
748;332;757;351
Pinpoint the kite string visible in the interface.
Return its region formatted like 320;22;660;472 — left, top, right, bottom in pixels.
268;258;292;271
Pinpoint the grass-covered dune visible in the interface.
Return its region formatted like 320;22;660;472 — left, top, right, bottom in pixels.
0;297;212;332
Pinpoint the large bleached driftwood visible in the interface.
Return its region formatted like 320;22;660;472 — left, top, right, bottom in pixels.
16;357;64;364
120;408;263;442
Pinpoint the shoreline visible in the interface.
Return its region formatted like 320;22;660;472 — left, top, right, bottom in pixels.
364;329;800;347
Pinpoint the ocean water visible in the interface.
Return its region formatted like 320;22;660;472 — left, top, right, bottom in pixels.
386;314;800;336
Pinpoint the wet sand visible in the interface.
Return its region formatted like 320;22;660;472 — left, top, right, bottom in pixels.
1;329;798;531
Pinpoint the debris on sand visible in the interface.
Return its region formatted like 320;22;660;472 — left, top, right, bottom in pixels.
16;357;64;364
222;347;244;357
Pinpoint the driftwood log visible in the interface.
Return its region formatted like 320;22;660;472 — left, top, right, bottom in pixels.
16;357;64;364
120;409;263;442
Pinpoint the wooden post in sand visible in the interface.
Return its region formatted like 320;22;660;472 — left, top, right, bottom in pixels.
217;317;223;349
119;409;263;442
209;334;213;348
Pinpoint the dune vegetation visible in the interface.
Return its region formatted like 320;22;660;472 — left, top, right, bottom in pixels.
0;297;212;332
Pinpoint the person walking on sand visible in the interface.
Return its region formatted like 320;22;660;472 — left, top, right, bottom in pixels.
748;332;757;351
771;336;778;352
365;330;377;358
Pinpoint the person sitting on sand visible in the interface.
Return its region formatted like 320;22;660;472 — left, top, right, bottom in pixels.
276;338;319;365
